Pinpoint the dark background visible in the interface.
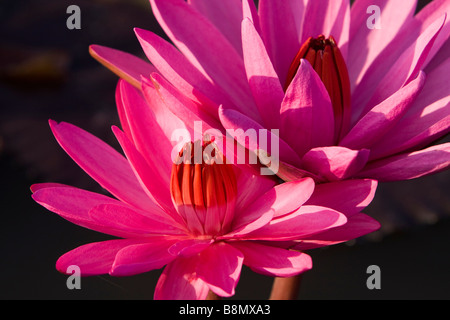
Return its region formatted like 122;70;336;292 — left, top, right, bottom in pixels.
0;0;448;300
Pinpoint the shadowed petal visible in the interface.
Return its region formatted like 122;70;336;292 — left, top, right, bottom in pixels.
196;242;244;297
89;45;156;89
230;242;312;277
154;256;209;300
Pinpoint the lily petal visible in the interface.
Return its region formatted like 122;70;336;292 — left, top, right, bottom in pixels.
89;45;156;89
230;242;312;277
196;242;244;297
301;146;370;182
357;143;450;181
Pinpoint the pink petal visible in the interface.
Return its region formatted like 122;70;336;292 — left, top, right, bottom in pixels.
276;159;323;183
168;238;213;257
154;256;209;300
352;14;446;122
89;45;156;89
258;0;304;82
189;0;243;55
301;0;350;59
218;106;303;167
242;0;261;34
116;80;172;185
56;239;144;276
280;60;335;158
301;146;370;182
149;0;259;120
134;28;230;110
340;71;426;150
48;120;155;212
292;213;381;250
89;203;185;236
241;205;348;241
110;238;179;276
32;185;169;238
230;242;312;277
305;179;378;217
348;0;417;89
357;143;450;181
369;58;450;159
112;126;181;224
241;18;284;129
196;242;244;297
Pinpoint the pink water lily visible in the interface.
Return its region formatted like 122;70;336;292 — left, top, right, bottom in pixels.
90;0;450;183
31;80;379;299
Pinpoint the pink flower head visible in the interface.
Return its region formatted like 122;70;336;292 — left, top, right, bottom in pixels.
31;81;379;299
90;0;450;183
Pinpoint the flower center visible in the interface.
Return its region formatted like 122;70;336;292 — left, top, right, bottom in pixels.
285;35;351;141
170;140;237;236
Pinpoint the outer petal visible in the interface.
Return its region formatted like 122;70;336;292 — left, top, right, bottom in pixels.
154;256;209;300
149;0;259;120
89;45;156;89
48;120;156;212
352;14;446;122
196;242;244;297
368;58;450;159
340;71;426;150
301;146;370;182
134;28;230;111
258;0;304;82
230;242;312;277
56;239;144;276
305;179;378;217
110;238;179;276
242;18;284;129
32;184;163;238
348;0;417;88
280;60;335;158
292;213;381;250
238;205;348;241
188;0;243;55
117;79;172;185
357;143;450;181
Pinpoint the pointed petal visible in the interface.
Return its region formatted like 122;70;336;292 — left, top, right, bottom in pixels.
241;205;348;241
340;71;426;150
89;45;156;89
110;238;179;276
357;143;450;181
242;18;284;129
305;179;378;217
293;213;381;250
56;239;143;276
230;242;312;277
134;28;230;110
89;203;185;236
149;0;259;120
280;60;335;158
369;58;450;159
196;242;244;297
348;0;417;88
154;256;209;300
301;146;370;182
48;120;155;212
189;0;243;55
352;14;446;122
258;0;304;82
117;79;172;185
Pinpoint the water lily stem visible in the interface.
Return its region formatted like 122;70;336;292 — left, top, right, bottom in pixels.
269;275;302;300
206;291;221;300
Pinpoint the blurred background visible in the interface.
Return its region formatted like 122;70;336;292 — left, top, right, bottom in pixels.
0;0;448;300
